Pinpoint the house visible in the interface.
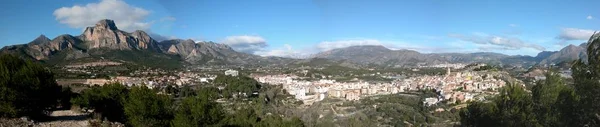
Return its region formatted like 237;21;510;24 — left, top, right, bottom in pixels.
423;97;439;106
344;89;361;101
225;69;239;76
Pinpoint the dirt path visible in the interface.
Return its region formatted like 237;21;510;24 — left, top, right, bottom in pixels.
37;110;90;127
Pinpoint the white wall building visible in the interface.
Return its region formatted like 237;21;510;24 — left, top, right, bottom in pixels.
225;69;239;76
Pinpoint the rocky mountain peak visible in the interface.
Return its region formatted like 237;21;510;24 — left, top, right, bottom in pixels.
53;34;75;40
95;19;118;30
564;44;579;51
131;30;154;45
28;34;51;45
80;19;162;51
186;39;195;43
538;42;587;65
1;18;280;67
36;34;49;40
131;30;148;36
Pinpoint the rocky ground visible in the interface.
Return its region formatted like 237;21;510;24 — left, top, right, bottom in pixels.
37;110;90;127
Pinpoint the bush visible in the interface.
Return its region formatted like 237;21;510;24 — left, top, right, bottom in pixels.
171;94;224;127
0;54;61;119
123;86;173;127
214;75;261;98
71;83;128;122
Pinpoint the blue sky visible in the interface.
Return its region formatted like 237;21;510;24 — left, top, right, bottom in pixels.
1;0;599;57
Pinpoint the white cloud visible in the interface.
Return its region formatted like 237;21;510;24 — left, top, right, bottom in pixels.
255;44;309;58
53;0;152;32
509;24;518;27
255;39;431;58
587;15;593;20
557;28;596;41
257;39;420;58
314;39;454;53
449;33;545;51
220;35;268;53
316;39;384;51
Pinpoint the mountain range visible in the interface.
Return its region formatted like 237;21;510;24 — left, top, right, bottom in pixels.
0;19;293;68
0;19;590;69
312;43;588;67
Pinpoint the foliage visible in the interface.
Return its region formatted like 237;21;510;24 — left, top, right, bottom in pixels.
309;93;458;126
171;87;224;127
224;108;304;127
214;75;261;98
531;70;567;126
71;83;128;122
473;65;500;71
460;34;600;126
58;87;75;109
123;86;173;127
224;108;261;126
258;115;305;127
178;85;196;97
460;83;539;127
0;54;61;119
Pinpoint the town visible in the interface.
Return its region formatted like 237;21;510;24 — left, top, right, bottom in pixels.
55;62;511;109
253;63;509;106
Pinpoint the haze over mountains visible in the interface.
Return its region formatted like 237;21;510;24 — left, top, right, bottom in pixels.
0;19;588;68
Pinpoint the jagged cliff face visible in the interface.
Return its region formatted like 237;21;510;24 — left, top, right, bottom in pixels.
28;35;85;60
1;19;165;61
0;19;290;67
80;19;160;51
158;39;267;64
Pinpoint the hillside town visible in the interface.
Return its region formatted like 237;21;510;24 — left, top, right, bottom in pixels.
253;66;508;106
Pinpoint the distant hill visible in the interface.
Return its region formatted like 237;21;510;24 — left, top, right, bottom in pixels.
312;45;539;67
538;43;588;65
312;45;441;67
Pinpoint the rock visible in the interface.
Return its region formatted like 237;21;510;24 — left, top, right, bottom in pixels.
95;19;119;30
538;44;586;65
81;19;161;51
0;117;35;127
28;34;51;45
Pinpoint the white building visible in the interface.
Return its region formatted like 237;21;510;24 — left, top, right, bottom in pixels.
225;69;239;76
423;97;439;106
